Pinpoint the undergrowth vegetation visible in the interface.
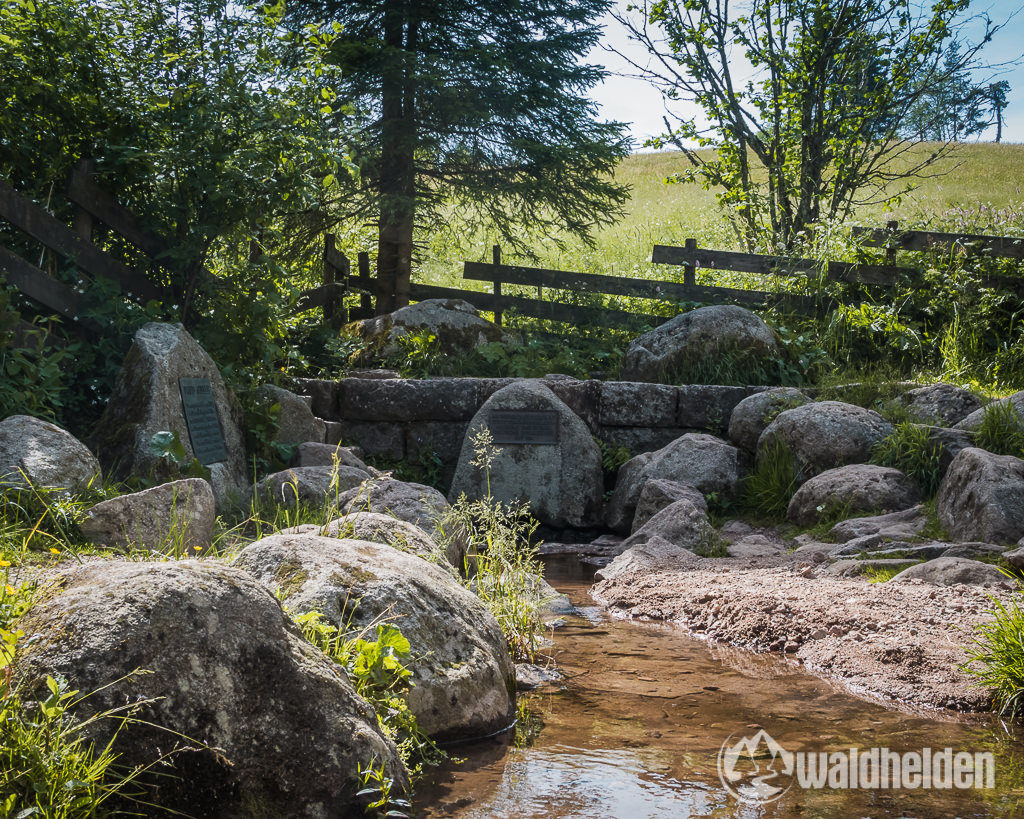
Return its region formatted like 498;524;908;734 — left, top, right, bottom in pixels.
742;437;799;519
437;430;548;663
870;422;945;498
0;574;161;816
974;401;1024;459
293;611;444;783
967;588;1024;719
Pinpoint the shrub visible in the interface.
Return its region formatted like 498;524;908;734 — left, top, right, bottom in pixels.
1;582;162;817
435;430;548;662
742;436;799;518
870;422;944;497
965;587;1024;718
293;612;444;779
974;401;1024;459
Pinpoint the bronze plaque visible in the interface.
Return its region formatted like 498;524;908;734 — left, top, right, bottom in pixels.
178;378;228;465
488;410;559;445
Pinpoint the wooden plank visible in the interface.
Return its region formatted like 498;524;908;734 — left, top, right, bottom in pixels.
68;165;218;291
852;226;1024;259
463;260;823;313
824;262;904;287
66;164;166;259
653;244;905;286
409;282;665;328
324;240;350;276
292;282;351;314
0;179;161;301
0;243;96;328
492;245;503;326
981;274;1024;295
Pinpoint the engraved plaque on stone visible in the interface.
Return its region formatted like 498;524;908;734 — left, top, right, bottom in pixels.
487;410;559;445
178;378;228;465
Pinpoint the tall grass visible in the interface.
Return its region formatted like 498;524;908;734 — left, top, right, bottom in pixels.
742;436;799;519
413;142;1024;293
966;588;1024;718
974;401;1024;459
435;430;548;663
870;421;944;497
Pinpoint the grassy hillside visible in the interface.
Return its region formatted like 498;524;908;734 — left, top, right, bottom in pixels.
419;141;1024;289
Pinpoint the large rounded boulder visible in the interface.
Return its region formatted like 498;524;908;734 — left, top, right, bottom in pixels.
891;557;1011;588
337;477;449;532
90;322;247;507
606;433;745;533
956;389;1024;432
233;534;515;740
631;479;707;534
620;305;782;383
346;299;509;366
727;388;811;453
255;384;326;446
325;511;459;568
937;448;1024;544
251;465;371;507
0;415;101;492
78;478;215;553
900;383;984;427
448;380;603;528
757;401;893;480
786;464;922;527
17;560;405;817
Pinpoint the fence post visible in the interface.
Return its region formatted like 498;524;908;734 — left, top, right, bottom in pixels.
323;233;340;324
885;220;899;266
492;244;503;327
357;252;372;316
684;238;696;287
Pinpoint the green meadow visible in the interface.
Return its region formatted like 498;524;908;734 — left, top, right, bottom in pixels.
418;141;1024;291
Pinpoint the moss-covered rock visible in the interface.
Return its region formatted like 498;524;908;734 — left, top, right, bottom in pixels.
17;560;405;817
233;534;515;740
90;323;247;508
344;298;509;366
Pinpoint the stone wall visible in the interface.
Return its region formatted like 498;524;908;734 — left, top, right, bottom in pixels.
293;375;766;489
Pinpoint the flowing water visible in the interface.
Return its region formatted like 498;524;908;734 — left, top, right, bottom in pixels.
417;558;1024;818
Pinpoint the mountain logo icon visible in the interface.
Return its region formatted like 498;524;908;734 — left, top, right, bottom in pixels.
717;728;797;804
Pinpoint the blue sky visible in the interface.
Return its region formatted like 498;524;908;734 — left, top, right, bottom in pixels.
591;0;1024;148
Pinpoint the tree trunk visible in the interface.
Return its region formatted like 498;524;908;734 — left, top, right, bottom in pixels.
375;3;416;315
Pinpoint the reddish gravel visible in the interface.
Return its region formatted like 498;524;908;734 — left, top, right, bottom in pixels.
591;558;1014;713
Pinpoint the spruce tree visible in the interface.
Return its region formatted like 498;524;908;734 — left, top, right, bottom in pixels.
288;0;630;312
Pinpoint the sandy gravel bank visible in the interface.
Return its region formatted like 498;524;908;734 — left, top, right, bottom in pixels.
591;558;1013;712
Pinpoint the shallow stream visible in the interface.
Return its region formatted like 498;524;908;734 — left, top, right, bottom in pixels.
417;558;1024;818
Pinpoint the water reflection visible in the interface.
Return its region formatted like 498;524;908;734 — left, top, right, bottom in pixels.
417;559;1024;818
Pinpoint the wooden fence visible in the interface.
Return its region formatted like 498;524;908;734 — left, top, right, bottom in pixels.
344;223;1023;331
853;221;1024;259
346;240;914;330
0;161;369;338
5;164;1021;337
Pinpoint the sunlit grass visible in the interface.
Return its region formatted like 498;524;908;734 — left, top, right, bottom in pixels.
410;141;1024;315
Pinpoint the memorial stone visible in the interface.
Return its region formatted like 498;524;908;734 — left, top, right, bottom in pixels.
91;323;247;508
449;380;602;528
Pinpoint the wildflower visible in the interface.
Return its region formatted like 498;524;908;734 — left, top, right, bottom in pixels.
49;548;61;555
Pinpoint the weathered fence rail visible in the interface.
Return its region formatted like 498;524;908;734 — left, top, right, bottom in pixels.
852;224;1024;259
357;225;1023;331
6;164;1021;338
360;239;911;330
1;161;371;336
